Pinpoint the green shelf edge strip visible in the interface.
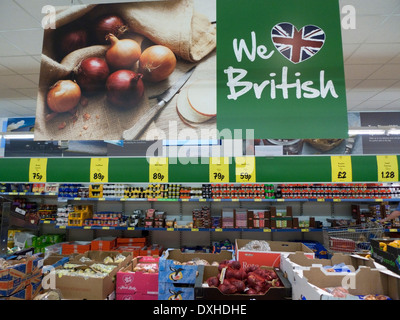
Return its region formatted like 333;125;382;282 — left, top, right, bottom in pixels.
0;155;398;183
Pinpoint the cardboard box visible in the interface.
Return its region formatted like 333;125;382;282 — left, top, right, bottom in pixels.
194;265;291;300
116;292;157;300
54;263;120;300
159;249;233;284
117;237;147;246
235;239;314;268
293;266;400;300
71;251;132;268
158;282;195;300
42;255;69;273
61;241;91;254
114;245;142;257
116;256;159;294
280;251;378;297
370;238;400;275
139;245;163;257
91;237;117;251
0;254;44;297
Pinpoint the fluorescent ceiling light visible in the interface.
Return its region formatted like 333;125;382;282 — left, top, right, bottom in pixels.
3;133;35;140
348;129;386;135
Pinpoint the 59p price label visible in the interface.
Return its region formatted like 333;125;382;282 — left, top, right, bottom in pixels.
235;156;256;183
331;156;352;182
90;158;109;183
29;158;47;182
149;157;168;183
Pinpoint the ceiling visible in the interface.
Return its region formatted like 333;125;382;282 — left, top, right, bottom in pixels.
0;0;399;119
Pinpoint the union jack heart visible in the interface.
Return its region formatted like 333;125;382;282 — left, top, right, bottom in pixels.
271;22;325;64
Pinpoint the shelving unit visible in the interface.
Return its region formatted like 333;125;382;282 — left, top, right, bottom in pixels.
1;154;399;250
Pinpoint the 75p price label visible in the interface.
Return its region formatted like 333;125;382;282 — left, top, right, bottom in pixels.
235;156;256;183
331;156;352;182
377;155;398;182
209;157;229;183
29;158;47;182
149;157;168;183
90;158;109;183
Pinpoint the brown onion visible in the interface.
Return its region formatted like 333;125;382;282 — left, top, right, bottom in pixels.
106;70;144;108
94;14;127;44
106;34;141;70
56;27;88;59
47;80;81;113
139;45;177;82
76;57;110;93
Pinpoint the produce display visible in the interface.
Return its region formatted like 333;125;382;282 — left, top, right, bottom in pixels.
204;260;283;295
323;287;391;300
56;263;116;278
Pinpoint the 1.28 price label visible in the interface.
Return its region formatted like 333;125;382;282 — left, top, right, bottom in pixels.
149;157;168;183
331;156;352;182
90;158;109;183
377;155;398;182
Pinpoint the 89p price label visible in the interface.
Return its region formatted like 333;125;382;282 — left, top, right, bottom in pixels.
149;157;168;183
90;158;109;183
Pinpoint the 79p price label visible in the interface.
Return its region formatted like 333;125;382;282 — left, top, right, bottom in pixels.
149;157;168;183
209;157;229;183
29;158;47;182
90;158;109;183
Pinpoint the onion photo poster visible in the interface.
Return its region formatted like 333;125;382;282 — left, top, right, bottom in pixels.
34;0;348;142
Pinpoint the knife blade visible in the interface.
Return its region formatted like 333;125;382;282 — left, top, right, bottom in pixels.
122;66;196;140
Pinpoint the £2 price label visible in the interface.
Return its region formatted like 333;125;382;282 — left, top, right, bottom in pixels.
331;156;352;182
29;158;47;182
90;158;109;182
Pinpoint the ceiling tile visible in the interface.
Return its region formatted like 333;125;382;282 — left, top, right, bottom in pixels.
352;79;399;91
341;15;387;44
0;56;41;74
14;0;75;22
0;29;44;55
368;64;400;80
15;88;39;99
0;87;28;99
364;15;400;44
379;98;400;110
0;1;41;30
0;34;28;57
344;0;400;15
0;74;37;89
345;43;400;65
344;64;382;79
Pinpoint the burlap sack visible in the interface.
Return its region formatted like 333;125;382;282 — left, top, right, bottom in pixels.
34;0;216;141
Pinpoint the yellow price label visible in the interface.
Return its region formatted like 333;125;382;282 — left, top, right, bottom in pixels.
263;228;271;232
209;157;230;183
331;156;352;182
29;158;47;182
191;228;199;232
235;156;256;182
215;228;223;232
377;155;398;182
127;227;135;231
149;157;168;183
90;158;109;183
301;228;309;232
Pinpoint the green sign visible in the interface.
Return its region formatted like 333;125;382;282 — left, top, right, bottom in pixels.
217;0;348;139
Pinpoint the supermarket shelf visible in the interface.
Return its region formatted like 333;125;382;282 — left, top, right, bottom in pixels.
57;196;400;203
40;220;399;233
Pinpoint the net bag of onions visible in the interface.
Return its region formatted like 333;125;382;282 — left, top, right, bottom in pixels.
35;0;216;141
